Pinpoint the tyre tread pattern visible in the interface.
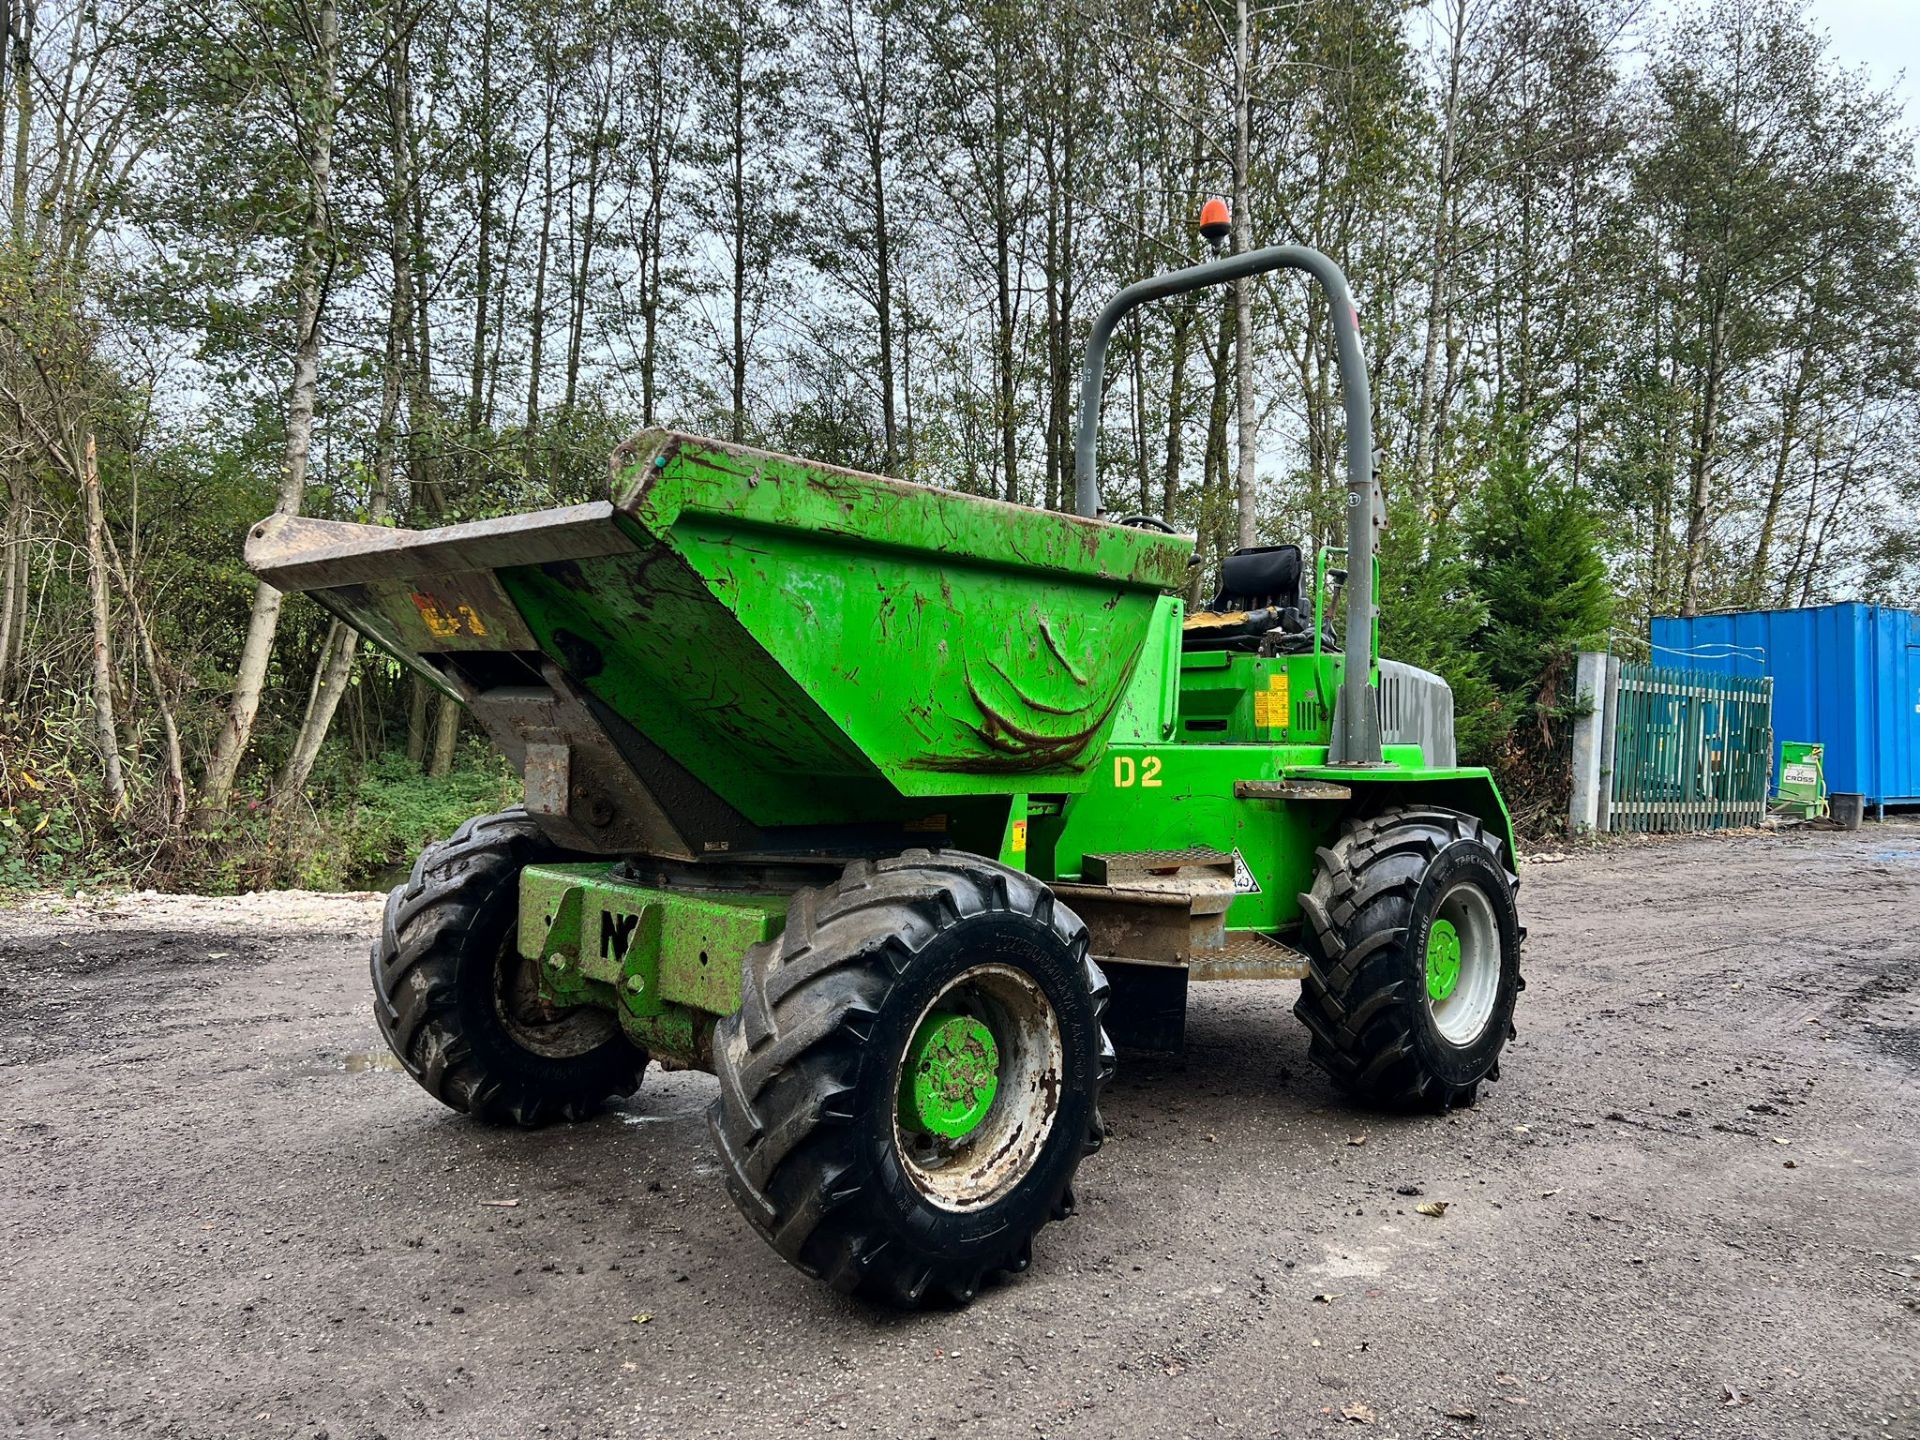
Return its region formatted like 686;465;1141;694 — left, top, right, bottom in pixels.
1293;805;1520;1110
710;848;1109;1308
371;807;646;1128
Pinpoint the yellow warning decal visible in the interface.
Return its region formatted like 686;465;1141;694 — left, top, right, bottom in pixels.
1009;820;1028;855
410;592;489;639
1252;671;1291;731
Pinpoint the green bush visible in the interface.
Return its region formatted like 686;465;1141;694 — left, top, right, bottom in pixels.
284;746;523;890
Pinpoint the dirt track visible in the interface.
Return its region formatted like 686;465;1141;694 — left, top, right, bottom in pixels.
2;823;1918;1440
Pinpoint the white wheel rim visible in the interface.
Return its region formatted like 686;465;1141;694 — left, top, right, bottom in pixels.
1426;881;1501;1046
891;963;1064;1213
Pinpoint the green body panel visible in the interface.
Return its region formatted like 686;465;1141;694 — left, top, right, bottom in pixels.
1028;615;1515;935
519;862;791;1065
1034;738;1507;933
494;433;1193;826
1175;649;1337;745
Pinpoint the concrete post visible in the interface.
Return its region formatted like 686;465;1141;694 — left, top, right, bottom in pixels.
1570;651;1609;834
1595;654;1621;833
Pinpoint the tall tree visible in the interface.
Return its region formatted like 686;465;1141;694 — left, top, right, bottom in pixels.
195;0;341;820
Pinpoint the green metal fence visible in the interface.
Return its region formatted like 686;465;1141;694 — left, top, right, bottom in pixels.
1607;662;1773;832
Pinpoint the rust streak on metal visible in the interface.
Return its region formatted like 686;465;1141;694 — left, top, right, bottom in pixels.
1037;618;1089;685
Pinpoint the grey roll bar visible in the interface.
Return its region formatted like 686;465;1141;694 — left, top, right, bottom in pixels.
1071;243;1383;766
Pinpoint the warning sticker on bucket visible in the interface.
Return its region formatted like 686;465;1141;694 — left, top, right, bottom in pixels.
1232;848;1261;894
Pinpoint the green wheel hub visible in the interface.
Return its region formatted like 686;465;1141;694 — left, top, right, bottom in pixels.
1426;918;1462;1002
900;1011;1000;1139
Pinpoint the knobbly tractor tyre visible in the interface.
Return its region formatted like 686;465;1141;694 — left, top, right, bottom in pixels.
1295;806;1523;1111
710;849;1113;1309
372;808;648;1125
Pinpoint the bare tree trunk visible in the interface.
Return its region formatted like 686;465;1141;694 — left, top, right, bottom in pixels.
80;432;126;812
275;179;411;809
8;0;30;246
991;42;1017;504
1680;294;1728;617
99;522;185;824
638;53;672;429
195;0;338;822
869;58;897;471
275;621;355;801
426;692;460;777
0;476;22;691
466;0;495;441
728;9;749;445
406;677;430;764
524;69;557;472
1199;293;1235;602
1161;298;1192;521
0;0;12;198
1747;340;1812;604
1413;0;1467;499
1231;0;1257;549
1;464;36;693
564;50;611;415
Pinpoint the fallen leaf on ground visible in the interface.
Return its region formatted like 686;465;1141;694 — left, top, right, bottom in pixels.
1721;1384;1750;1406
630;1312;653;1325
1494;1374;1519;1386
1415;1201;1449;1218
1539;1189;1560;1199
1313;1293;1342;1303
1347;1134;1367;1146
1502;1395;1530;1406
1341;1402;1376;1424
1772;1137;1791;1146
1443;1408;1477;1422
478;1199;519;1208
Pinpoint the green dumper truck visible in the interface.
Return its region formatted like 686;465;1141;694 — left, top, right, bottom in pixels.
247;234;1524;1308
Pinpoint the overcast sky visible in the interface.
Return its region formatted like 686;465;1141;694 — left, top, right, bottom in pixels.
1810;0;1920;137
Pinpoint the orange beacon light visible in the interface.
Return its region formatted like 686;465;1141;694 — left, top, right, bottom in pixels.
1198;197;1231;249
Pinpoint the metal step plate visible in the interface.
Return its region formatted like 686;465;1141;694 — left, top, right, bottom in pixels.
1187;930;1312;982
1083;848;1233;887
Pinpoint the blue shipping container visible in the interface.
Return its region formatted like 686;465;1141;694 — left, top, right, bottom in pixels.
1650;603;1920;810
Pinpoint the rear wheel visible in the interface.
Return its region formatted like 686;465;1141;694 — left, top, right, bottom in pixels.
1294;806;1523;1110
372;808;648;1125
710;849;1112;1308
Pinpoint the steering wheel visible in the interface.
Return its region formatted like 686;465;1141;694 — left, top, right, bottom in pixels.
1113;514;1177;533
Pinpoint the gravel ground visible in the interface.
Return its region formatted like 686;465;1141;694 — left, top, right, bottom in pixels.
2;823;1917;1440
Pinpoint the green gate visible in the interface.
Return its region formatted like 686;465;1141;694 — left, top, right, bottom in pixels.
1608;663;1773;832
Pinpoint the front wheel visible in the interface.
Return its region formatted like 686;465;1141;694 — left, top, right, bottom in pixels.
1294;806;1523;1110
709;850;1112;1308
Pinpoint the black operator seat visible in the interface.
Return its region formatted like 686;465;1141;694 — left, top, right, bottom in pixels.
1180;543;1316;653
